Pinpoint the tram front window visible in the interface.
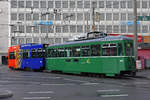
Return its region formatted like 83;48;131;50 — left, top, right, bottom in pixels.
125;43;133;56
9;52;15;59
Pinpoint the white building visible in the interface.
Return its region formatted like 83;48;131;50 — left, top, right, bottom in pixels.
9;0;150;46
0;1;8;64
0;1;8;51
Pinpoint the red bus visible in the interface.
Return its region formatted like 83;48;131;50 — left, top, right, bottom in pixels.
8;45;20;69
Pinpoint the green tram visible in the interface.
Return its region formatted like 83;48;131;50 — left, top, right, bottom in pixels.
46;36;136;77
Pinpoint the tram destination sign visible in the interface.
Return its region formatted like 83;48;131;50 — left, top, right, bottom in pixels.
137;16;150;21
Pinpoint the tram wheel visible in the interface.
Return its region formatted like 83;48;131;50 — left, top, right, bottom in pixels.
24;67;32;71
9;67;14;70
131;71;136;77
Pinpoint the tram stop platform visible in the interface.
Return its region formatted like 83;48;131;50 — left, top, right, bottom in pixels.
0;90;13;99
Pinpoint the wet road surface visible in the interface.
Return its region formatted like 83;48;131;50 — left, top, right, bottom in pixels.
0;65;150;100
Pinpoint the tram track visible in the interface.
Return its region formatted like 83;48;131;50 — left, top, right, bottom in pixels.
4;66;150;90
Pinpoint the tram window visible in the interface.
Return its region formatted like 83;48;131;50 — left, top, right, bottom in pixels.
110;44;116;47
54;49;58;57
64;49;67;57
31;49;37;58
47;49;52;57
118;44;123;56
9;52;15;59
43;49;46;57
23;50;29;59
103;44;109;47
91;45;100;56
102;43;117;56
37;49;43;58
50;49;58;57
103;43;116;48
45;49;48;58
65;48;72;57
58;48;65;57
81;46;90;56
47;49;57;57
72;46;80;57
102;48;117;56
125;43;133;56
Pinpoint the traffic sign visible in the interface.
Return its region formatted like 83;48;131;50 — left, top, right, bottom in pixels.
137;16;150;21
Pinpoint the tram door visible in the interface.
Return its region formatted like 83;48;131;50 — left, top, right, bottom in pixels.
102;43;118;74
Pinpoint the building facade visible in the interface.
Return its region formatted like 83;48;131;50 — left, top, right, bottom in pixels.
9;0;150;46
0;1;8;51
0;1;8;64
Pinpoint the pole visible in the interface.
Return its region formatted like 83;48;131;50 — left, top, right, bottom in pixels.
92;2;95;32
86;12;89;32
133;0;138;60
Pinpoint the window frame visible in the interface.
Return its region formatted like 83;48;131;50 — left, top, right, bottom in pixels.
91;44;100;56
9;52;15;59
81;46;90;57
23;50;30;59
72;46;81;57
102;43;117;56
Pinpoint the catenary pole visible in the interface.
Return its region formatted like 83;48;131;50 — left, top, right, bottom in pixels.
92;2;95;32
133;0;138;60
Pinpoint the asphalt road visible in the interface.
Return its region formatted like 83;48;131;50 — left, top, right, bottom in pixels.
0;65;150;100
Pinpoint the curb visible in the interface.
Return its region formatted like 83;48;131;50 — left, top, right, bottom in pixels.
0;90;13;99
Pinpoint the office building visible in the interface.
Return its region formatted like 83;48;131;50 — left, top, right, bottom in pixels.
9;0;150;46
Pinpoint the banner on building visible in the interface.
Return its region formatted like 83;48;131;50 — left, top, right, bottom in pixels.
144;36;150;43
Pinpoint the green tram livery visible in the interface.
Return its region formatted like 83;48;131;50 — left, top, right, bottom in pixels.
46;36;136;77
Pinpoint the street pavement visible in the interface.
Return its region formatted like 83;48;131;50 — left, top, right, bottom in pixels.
0;65;150;100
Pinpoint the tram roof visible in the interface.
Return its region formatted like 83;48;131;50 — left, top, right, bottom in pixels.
20;43;44;49
50;35;133;47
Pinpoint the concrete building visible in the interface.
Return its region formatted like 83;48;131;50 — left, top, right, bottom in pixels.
0;1;8;51
0;1;8;64
9;0;150;46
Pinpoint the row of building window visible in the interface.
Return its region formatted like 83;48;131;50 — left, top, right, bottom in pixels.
11;12;150;21
11;24;150;34
11;0;150;9
11;12;90;21
11;37;68;45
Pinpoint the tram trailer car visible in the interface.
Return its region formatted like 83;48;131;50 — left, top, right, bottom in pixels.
8;45;20;69
20;43;48;70
46;36;136;77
